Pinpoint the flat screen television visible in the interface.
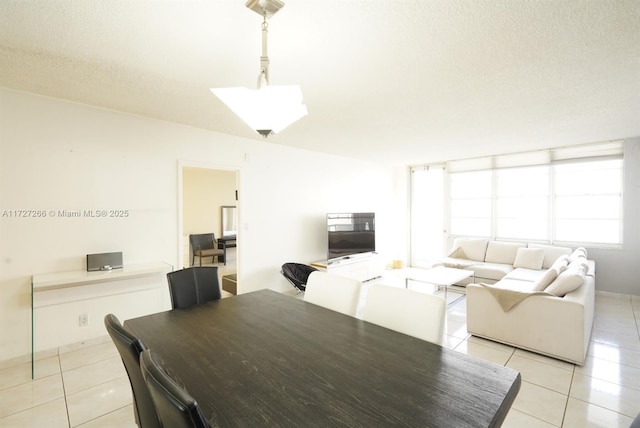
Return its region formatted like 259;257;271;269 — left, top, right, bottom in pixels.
327;213;375;262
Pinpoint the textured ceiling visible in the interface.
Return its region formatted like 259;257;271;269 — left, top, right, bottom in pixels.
1;0;639;166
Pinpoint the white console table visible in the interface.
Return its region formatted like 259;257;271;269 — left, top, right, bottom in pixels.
31;262;172;378
311;253;383;282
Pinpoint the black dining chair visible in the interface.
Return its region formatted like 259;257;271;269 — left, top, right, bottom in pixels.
166;266;221;309
104;314;161;428
140;349;210;428
189;233;226;266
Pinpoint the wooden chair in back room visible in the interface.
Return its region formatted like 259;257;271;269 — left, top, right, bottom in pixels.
189;233;226;266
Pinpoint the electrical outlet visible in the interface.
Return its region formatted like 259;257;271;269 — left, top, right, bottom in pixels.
79;313;89;327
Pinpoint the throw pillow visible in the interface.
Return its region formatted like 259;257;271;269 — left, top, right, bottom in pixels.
569;247;588;262
569;257;589;273
532;268;558;291
448;246;467;259
528;244;572;269
545;267;585;297
513;248;545;270
484;241;526;265
454;238;489;262
550;255;569;274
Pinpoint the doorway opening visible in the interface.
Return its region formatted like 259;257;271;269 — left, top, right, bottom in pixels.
178;161;240;294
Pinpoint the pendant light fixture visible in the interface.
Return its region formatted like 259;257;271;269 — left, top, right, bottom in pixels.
211;0;307;138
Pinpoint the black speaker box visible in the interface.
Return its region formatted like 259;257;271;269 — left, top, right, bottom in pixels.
87;252;123;272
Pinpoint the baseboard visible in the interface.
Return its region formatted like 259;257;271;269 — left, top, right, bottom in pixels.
595;290;638;300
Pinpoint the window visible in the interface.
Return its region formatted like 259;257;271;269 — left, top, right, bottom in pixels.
445;158;623;245
495;166;549;240
449;170;492;237
411;143;624;258
554;159;622;244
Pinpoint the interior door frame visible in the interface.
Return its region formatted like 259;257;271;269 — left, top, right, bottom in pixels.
177;159;241;271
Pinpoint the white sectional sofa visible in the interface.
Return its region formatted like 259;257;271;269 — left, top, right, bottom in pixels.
441;238;595;365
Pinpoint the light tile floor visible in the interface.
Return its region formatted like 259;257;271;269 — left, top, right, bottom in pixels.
1;280;639;427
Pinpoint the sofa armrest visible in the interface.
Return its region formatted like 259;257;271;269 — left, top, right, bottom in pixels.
467;276;595;365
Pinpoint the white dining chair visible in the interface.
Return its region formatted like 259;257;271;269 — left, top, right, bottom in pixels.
362;284;446;345
303;271;362;317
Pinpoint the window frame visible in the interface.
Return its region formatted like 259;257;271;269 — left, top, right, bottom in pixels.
444;156;623;248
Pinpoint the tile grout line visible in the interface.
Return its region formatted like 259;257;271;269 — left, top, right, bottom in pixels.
559;363;576;428
632;295;640;341
503;347;574;427
58;351;72;428
508;379;567;427
567;395;638;421
71;404;132;428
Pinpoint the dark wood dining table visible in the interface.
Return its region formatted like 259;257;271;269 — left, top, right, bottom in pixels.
124;289;520;427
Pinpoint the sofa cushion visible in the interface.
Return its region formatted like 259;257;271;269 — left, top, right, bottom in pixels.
504;268;548;282
468;262;514;282
545;266;585;297
484;241;527;265
532;267;558;291
513;248;545;270
491;278;538;293
452;238;489;262
528;243;573;269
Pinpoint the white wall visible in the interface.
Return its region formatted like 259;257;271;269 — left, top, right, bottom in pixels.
589;138;640;296
0;88;405;361
183;167;236;238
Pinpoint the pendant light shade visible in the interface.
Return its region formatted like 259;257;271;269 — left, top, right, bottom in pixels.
211;85;307;137
211;0;307;137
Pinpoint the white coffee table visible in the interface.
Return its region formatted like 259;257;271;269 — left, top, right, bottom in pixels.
403;266;474;302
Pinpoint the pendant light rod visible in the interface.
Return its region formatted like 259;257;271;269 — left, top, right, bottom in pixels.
258;14;269;88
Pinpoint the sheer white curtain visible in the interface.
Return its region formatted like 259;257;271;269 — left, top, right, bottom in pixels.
410;166;445;267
